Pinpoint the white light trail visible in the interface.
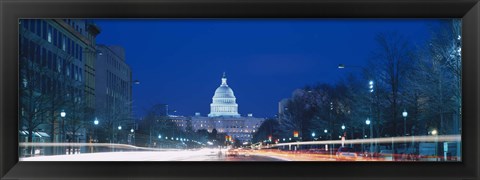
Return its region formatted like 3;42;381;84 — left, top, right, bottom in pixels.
270;135;460;147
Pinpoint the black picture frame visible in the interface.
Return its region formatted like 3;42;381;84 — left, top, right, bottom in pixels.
1;0;479;179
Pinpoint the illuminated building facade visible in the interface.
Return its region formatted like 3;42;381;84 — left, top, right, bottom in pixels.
191;73;264;143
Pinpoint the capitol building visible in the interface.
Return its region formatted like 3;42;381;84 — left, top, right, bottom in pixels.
190;73;264;143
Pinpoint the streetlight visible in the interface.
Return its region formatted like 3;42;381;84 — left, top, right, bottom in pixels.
158;135;162;139
366;118;373;154
93;118;99;142
341;124;346;130
128;128;135;145
311;132;316;139
115;125;122;143
402;109;408;136
431;129;438;161
60;110;66;143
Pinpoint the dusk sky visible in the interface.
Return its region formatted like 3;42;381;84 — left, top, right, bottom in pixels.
94;19;442;118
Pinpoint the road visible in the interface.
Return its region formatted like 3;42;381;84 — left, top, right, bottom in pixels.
20;148;285;161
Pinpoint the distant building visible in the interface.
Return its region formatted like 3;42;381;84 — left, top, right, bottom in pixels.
191;73;264;143
95;45;133;141
168;115;189;131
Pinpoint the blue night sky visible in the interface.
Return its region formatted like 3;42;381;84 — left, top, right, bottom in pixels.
94;19;441;118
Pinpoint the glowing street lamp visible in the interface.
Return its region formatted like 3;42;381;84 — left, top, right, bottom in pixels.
60;110;66;142
341;124;346;130
130;128;134;133
431;129;439;161
93;118;99;143
118;125;122;130
402;109;408;136
311;132;315;138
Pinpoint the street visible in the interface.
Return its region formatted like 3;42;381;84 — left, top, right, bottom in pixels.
20;148;284;161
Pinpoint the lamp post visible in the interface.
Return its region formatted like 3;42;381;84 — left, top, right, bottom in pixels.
117;125;122;144
129;128;135;145
60;110;66;143
402;109;408;136
366;118;373;154
368;80;374;155
431;129;438;161
90;118;99;153
324;129;331;156
93;118;99;142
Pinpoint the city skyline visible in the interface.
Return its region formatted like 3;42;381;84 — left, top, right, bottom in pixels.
94;19;437;118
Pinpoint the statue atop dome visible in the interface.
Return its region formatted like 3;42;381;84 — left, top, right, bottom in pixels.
221;72;227;86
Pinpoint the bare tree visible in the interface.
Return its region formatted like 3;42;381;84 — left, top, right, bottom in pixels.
370;32;414;136
19;26;51;145
96;99;133;143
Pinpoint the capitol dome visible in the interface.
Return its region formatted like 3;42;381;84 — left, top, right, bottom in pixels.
208;73;240;117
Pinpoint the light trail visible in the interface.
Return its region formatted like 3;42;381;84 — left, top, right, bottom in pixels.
269;135;460;148
20;148;224;161
18;142;177;151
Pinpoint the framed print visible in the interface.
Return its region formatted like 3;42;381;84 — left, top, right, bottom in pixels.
1;0;479;179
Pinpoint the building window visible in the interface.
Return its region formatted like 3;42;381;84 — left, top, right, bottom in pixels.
29;19;35;32
52;54;57;71
47;50;52;69
42;21;47;40
41;48;46;67
36;20;41;36
79;47;82;61
47;29;52;43
53;29;57;46
57;58;62;73
22;19;28;29
61;35;66;51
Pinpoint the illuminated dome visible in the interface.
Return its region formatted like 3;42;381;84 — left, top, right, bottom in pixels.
208;73;240;117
